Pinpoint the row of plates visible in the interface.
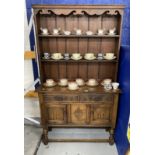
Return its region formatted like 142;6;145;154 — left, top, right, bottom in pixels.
43;56;116;60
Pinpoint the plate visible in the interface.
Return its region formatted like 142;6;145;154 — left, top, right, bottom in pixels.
84;56;96;60
42;57;50;60
43;82;57;87
86;82;99;87
71;56;82;60
51;56;63;60
104;56;116;60
108;33;116;35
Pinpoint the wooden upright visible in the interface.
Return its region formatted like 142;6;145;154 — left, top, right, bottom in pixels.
33;4;125;145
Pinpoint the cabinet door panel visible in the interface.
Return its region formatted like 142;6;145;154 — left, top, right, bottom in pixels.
70;104;90;124
46;104;67;124
90;104;112;125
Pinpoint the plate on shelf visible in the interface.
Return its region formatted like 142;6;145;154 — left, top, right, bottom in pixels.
43;82;57;87
108;33;116;36
84;56;96;60
104;56;116;60
86;82;99;87
71;56;82;60
51;56;63;60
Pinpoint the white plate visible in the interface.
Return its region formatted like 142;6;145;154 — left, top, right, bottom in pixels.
42;57;50;60
51;56;63;60
86;82;98;87
71;56;82;60
84;56;96;60
43;82;57;87
108;33;116;35
104;56;116;60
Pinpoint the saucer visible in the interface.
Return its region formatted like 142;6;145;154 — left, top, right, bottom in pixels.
108;32;116;35
51;56;63;60
84;56;96;60
41;33;49;35
76;82;85;86
58;82;68;87
86;81;98;87
71;56;82;60
104;56;116;60
42;57;50;60
68;86;79;90
43;82;57;87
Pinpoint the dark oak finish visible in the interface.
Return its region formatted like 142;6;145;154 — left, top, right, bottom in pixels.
33;4;125;145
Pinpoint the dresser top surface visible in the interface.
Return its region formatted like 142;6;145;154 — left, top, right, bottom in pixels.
37;85;121;94
32;4;125;9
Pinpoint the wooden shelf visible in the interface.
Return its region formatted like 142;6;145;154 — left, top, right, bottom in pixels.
38;34;120;38
41;59;118;63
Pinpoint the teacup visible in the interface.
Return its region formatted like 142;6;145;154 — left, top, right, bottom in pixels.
85;53;95;59
97;29;106;35
112;82;119;90
46;79;55;86
59;78;68;86
86;31;93;35
40;28;48;34
109;27;116;35
52;53;62;59
104;84;112;91
53;28;60;35
87;79;97;86
72;53;81;59
68;82;78;90
64;30;71;35
43;52;50;59
76;78;85;86
103;78;112;84
74;28;82;35
105;53;114;59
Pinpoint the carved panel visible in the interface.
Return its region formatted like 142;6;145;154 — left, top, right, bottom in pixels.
47;105;66;124
90;104;112;125
43;94;79;102
79;94;113;102
70;104;90;124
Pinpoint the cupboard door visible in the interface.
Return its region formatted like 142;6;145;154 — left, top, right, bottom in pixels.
70;104;90;124
46;104;67;124
90;104;112;125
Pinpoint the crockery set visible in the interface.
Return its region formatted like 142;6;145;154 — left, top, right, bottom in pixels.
43;78;119;91
42;52;116;60
40;27;117;36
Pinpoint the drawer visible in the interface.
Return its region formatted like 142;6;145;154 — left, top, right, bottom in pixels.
79;94;113;102
43;94;79;102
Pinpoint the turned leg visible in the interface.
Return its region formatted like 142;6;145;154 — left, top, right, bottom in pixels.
42;128;48;145
109;128;114;145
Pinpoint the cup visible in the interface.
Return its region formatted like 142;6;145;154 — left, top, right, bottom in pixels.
112;82;119;90
53;28;60;35
109;28;116;35
46;79;55;86
40;28;48;34
88;79;97;86
76;78;84;86
85;53;95;59
68;82;78;90
43;52;50;59
75;29;82;35
104;84;112;90
103;78;112;84
52;53;62;59
72;53;81;59
64;31;71;35
86;31;93;35
59;78;68;86
105;53;114;59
